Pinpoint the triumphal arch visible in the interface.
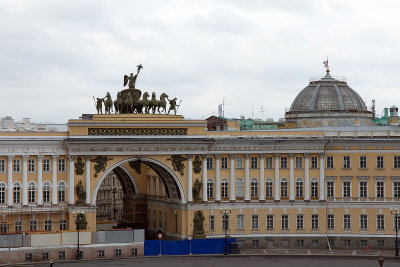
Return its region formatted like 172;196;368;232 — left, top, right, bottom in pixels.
2;65;400;249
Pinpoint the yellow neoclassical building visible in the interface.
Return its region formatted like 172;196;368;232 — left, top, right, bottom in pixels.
0;69;400;250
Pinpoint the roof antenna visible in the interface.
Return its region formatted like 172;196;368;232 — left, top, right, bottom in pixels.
323;58;330;73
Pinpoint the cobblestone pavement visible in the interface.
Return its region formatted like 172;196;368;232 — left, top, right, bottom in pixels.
15;253;400;267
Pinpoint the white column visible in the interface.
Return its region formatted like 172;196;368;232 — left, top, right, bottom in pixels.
289;153;295;201
319;153;325;201
68;156;75;205
85;156;91;205
274;153;280;201
52;155;58;205
7;155;13;206
37;155;43;206
259;154;265;201
187;155;193;202
22;155;28;206
304;153;310;201
202;155;208;202
244;154;250;201
229;154;235;201
215;154;221;202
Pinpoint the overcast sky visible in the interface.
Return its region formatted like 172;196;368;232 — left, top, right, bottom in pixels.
1;0;400;123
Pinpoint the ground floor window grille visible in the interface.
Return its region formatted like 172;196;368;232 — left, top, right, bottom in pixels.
131;248;138;256
59;251;66;260
98;250;105;257
115;249;122;257
25;253;32;261
42;252;49;261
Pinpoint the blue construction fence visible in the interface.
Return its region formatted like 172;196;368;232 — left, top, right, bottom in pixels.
144;238;236;255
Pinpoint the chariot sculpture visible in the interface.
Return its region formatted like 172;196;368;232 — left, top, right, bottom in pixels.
94;64;181;115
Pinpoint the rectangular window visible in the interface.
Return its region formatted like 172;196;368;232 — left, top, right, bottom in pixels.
58;159;66;172
131;248;138;256
297;240;304;247
295;156;302;169
281;180;288;198
311;156;318;169
343;156;351;169
327;214;334;229
251;215;259;230
266;215;274;230
159;211;162;227
28;159;35;172
25;253;32;261
296;180;303;197
221;157;228;169
236;179;244;197
43;159;50;172
265;180;273;198
209;215;215;231
153;211;156;228
394;217;400;230
59;219;67;231
360;214;368;230
377;181;384;198
359;156;367;169
98;250;105;257
237;215;244;230
394;181;400;198
343;240;351;247
115;249;122;257
343;214;351;229
206;158;213;169
377;215;385;230
326;156;334;169
0;223;9;234
235;157;243;169
327;181;334;198
394;156;400;169
42;252;49;261
265;157;273;169
377;240;385;248
377;156;384;169
280;157;288;169
359;181;367;198
29;220;37;231
0;159;5;172
13;159;20;172
343;181;351;198
222;215;229;230
281;215;288;229
296;215;304;230
312;215;319;229
250;157;258;169
15;221;22;232
44;220;52;231
59;251;66;260
360;240;368;248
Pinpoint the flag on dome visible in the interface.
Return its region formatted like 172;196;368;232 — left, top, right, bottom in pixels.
323;59;329;68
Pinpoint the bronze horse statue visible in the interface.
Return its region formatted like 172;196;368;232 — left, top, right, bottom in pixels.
123;93;134;113
149;92;158;114
114;92;123;114
157;93;168;114
104;92;113;114
139;92;150;114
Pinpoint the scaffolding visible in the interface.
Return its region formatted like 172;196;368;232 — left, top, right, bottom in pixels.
0;203;68;234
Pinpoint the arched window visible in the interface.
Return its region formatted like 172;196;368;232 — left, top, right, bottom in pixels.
296;178;303;198
43;182;51;203
236;178;244;198
221;178;229;198
265;178;273;198
0;183;6;204
207;179;214;199
28;182;36;203
311;178;319;198
251;178;258;198
58;182;66;202
13;183;21;204
281;178;288;198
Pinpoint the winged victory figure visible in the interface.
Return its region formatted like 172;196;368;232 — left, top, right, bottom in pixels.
124;64;143;89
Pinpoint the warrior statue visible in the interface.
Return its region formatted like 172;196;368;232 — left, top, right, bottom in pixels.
167;97;180;115
124;64;143;89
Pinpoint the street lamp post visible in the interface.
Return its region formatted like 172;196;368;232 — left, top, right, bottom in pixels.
390;208;399;257
112;188;117;222
72;210;85;260
158;233;163;256
220;207;232;255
